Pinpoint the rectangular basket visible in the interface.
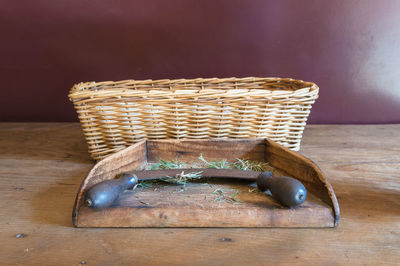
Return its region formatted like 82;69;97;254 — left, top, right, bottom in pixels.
69;77;319;160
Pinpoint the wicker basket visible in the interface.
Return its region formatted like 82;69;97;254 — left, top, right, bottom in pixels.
69;77;319;160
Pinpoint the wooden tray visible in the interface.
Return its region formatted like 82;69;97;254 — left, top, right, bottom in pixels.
73;139;340;228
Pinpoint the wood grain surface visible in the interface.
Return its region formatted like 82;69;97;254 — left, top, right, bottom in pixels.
0;123;399;265
146;138;266;162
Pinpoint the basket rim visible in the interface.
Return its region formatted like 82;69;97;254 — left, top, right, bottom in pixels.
69;77;319;101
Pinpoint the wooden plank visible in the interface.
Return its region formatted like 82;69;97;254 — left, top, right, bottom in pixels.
1;123;399;265
146;138;266;162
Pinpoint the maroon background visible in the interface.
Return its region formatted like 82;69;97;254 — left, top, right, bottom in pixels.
1;0;400;123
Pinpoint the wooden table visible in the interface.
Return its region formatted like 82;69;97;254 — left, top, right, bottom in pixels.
1;123;399;265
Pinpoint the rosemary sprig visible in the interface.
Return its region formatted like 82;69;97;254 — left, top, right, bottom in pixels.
213;188;243;204
137;170;203;188
162;171;203;185
232;158;271;172
154;159;187;169
199;154;230;169
137;180;156;188
138;157;277;190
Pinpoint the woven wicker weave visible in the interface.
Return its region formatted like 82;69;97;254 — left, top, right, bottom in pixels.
69;77;319;160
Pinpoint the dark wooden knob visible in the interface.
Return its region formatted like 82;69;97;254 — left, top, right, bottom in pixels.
257;171;307;208
85;174;137;210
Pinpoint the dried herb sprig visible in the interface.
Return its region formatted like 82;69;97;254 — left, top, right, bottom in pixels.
232;158;271;172
138;157;278;189
137;170;203;188
199;154;230;169
137;180;155;188
162;171;203;185
213;188;243;204
151;159;187;170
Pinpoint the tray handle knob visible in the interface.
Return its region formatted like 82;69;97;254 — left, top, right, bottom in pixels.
257;171;307;207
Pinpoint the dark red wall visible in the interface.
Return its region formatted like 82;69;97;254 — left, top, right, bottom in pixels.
1;0;400;123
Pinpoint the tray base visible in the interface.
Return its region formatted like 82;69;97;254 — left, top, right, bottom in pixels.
73;138;339;228
77;179;334;228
